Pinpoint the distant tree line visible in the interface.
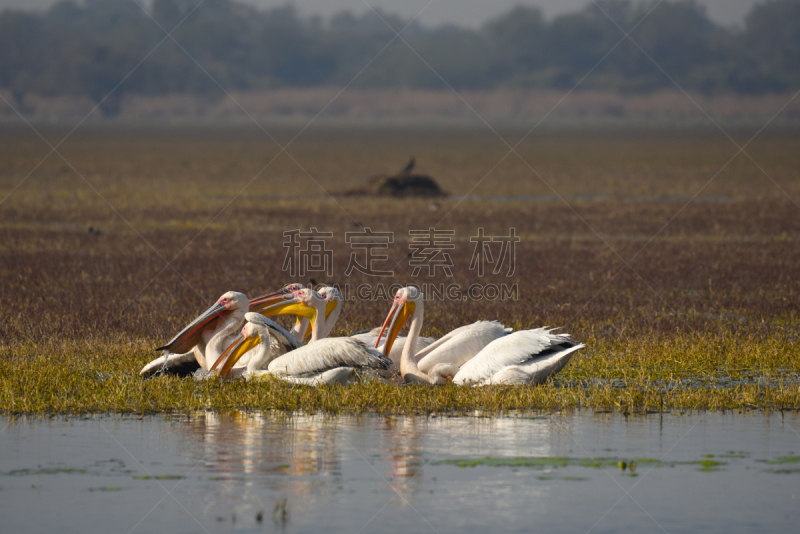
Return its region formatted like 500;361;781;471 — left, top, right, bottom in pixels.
1;0;799;114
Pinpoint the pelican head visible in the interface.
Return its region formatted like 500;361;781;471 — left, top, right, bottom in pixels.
249;286;319;323
320;286;342;307
218;291;248;311
377;286;422;356
292;288;326;311
198;290;247;320
320;286;342;319
282;283;305;293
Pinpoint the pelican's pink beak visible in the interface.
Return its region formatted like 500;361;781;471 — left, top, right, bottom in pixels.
155;300;226;354
248;286;297;313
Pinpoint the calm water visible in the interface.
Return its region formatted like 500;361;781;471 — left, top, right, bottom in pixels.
2;411;798;533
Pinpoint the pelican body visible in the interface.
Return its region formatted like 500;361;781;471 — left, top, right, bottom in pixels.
379;287;582;385
452;328;584;385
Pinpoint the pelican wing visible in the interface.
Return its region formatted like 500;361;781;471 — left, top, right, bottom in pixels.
267;338;391;377
352;335;435;378
417;320;510;373
485;344;584;386
350;328;434;345
282;367;357;386
221;314;304;373
453;328;577;385
245;312;303;353
140;351;200;378
350;326;386;337
247;367;358;385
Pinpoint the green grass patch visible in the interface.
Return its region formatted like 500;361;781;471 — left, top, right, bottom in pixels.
765;456;800;464
434;455;734;473
694;460;726;472
6;467;86;476
770;468;800;474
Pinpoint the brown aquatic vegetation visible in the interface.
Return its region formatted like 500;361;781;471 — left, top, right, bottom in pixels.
0;124;798;414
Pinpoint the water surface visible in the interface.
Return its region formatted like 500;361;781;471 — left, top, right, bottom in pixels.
2;411;798;533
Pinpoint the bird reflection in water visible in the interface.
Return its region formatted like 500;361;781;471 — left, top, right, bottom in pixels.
177;411;345;522
182;411;342;478
175;412;553;518
376;416;426;500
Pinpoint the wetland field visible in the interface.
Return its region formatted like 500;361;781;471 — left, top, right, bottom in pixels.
0;122;799;414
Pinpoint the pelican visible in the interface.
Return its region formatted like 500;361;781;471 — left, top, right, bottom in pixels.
377;287;469;384
316;285;435;379
379;287;582;385
290;285;341;341
375;288;510;381
452;328;584;385
209;313;302;378
215;289;391;385
140;291;251;377
140;286;314;377
277;283;309;342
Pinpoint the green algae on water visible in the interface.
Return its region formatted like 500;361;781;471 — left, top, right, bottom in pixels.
765;456;800;464
6;467;86;476
435;455;736;473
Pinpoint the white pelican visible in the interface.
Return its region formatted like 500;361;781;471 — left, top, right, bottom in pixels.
379;287;582;385
209;313;302;378
290;285;341;341
452;328;583;385
141;291;251;375
215;290;392;385
377;287;467;384
375;288;510;381
141;286;315;377
276;283;309;342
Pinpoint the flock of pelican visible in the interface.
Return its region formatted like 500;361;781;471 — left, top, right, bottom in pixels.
140;284;584;386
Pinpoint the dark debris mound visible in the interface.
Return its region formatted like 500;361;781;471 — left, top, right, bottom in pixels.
344;174;445;198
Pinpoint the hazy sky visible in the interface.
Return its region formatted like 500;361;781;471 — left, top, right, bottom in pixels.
0;0;761;28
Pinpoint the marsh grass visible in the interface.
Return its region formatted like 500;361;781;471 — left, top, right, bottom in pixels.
1;330;796;414
1;125;798;415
